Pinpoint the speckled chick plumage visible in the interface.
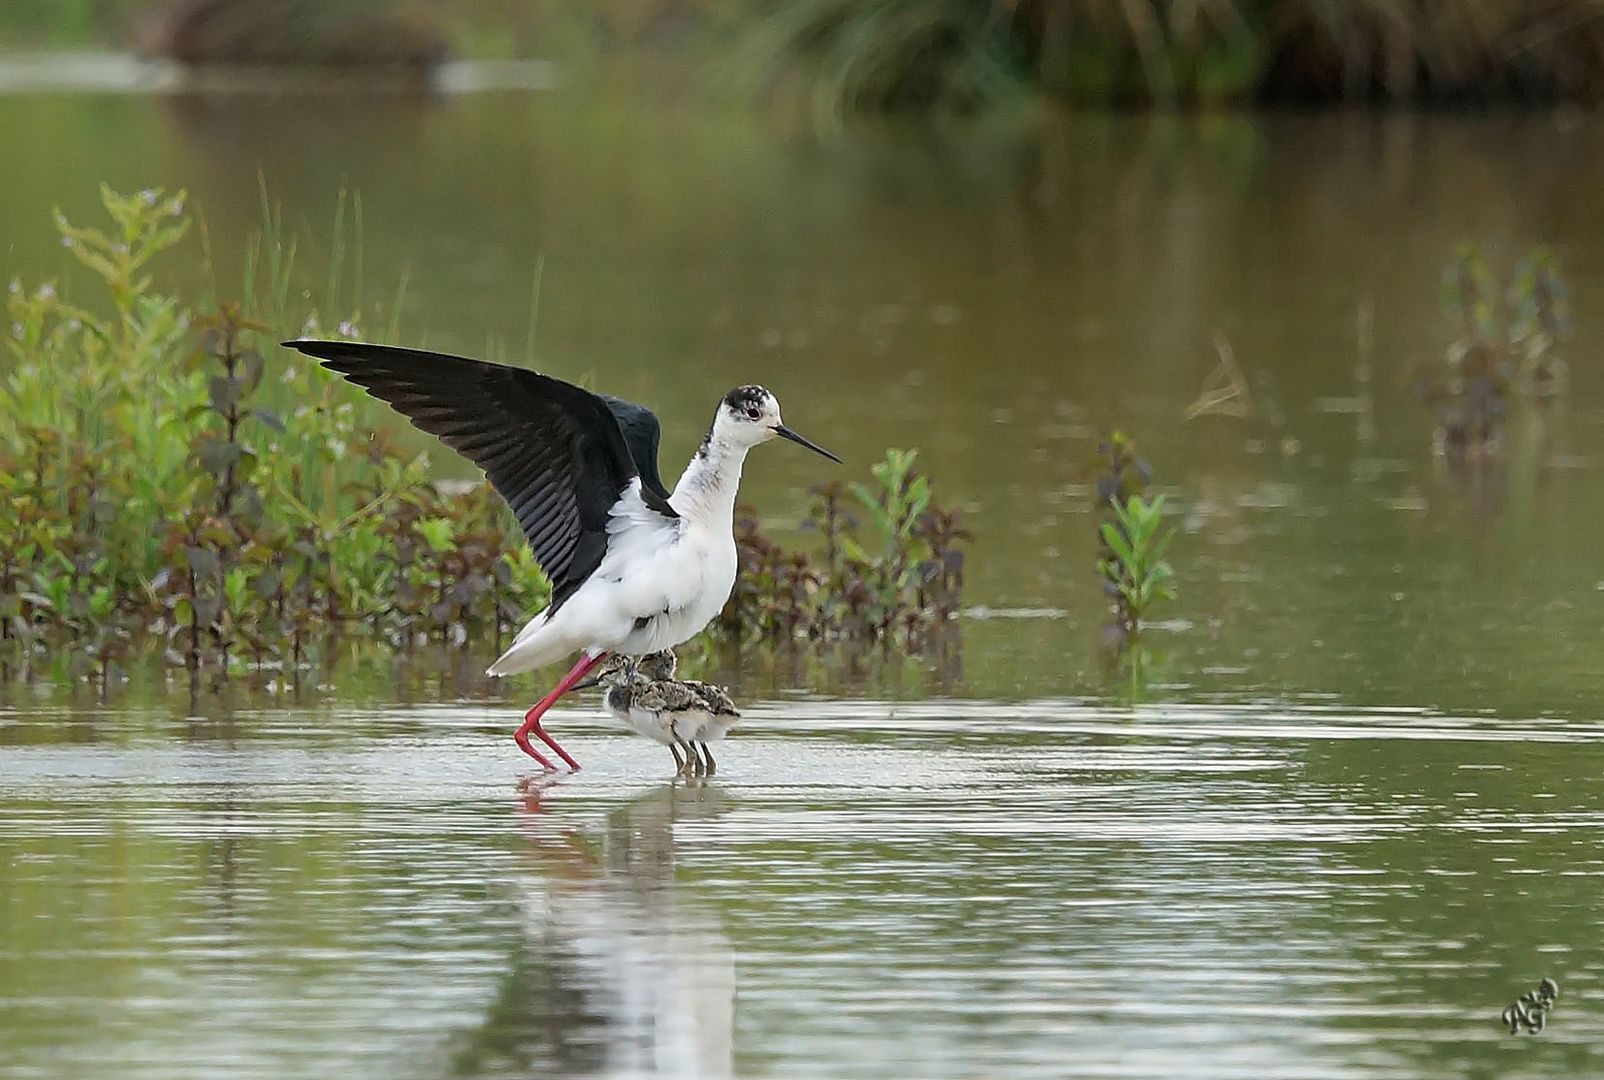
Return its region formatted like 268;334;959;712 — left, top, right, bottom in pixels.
594;651;740;773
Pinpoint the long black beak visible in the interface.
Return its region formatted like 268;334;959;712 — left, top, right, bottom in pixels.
573;676;602;691
775;424;843;464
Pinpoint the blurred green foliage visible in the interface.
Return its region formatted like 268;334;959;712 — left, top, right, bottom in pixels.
1419;243;1569;458
1092;431;1174;645
732;0;1604;112
10;2;1604;110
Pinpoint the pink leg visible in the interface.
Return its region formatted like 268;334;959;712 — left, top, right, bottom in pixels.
514;652;606;769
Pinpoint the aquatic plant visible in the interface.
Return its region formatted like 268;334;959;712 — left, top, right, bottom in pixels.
1098;494;1176;640
0;188;965;688
715;448;969;647
1417;243;1570;459
1091;432;1174;645
1093;430;1152;510
0;186;547;688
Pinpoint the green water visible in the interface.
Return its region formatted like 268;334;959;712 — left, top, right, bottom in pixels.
3;68;1604;1077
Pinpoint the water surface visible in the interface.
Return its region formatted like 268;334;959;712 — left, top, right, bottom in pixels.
3;63;1604;1077
4;699;1603;1078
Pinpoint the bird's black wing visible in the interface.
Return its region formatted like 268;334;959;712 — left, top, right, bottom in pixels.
599;394;672;503
284;340;679;610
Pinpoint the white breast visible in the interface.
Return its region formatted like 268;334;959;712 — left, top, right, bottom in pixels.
614;520;738;655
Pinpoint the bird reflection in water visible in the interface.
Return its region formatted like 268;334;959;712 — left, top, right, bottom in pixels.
447;779;735;1078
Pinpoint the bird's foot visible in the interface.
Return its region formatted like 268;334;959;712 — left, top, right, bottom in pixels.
514;729;558;770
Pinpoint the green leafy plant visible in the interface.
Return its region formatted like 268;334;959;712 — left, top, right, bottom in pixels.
1098;493;1176;638
716;448;968;647
1090;431;1173;647
0;187;550;690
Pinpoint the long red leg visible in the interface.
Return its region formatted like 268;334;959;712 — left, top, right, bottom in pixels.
514;652;606;769
514;737;557;771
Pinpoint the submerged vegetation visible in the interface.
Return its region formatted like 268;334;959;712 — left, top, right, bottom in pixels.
0;188;966;691
1417;244;1570;459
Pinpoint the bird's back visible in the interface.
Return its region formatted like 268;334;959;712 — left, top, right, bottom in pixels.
684;679;739;717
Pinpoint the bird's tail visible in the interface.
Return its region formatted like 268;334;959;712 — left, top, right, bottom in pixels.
487;612;564;677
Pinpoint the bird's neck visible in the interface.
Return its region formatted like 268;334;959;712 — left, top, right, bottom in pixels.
670;436;748;527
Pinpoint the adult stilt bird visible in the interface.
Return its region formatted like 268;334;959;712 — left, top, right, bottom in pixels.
282;340;840;768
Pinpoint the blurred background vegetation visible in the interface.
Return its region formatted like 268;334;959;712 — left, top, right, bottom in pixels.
6;1;1604;108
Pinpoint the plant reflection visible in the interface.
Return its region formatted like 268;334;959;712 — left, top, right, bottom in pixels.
448;781;735;1078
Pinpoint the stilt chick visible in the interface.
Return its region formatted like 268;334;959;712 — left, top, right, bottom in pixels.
580;651;740;775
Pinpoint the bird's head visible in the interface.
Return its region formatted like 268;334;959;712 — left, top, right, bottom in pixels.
715;385;842;462
635;650;678;680
576;654;639;691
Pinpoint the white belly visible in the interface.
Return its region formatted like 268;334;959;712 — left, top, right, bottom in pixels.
612;524;738;656
623;706;677;746
691;714;739;744
488;483;742;676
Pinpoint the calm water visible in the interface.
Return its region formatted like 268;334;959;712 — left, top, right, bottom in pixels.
4;62;1604;1076
5;701;1604;1078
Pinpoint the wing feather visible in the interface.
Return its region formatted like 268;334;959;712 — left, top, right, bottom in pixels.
284;339;678;610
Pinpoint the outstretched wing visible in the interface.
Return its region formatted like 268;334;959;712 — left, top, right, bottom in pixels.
284;340;678;611
599;395;672;504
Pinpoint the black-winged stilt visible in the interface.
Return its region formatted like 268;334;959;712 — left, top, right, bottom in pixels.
282;340;838;768
579;650;741;775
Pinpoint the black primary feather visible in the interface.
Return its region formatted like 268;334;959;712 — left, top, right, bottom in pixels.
599;394;672;503
283;340;678;612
